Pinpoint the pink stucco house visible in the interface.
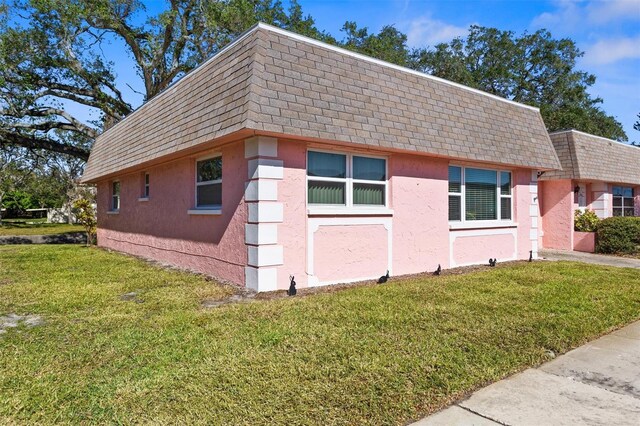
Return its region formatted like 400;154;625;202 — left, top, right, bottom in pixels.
81;23;562;292
539;130;640;252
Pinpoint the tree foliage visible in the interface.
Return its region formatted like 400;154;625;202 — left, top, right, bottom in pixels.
0;0;327;161
0;2;629;164
410;26;626;140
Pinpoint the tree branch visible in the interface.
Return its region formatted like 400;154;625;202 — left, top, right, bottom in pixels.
0;131;90;161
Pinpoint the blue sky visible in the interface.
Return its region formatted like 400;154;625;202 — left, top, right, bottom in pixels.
81;0;640;140
296;0;640;139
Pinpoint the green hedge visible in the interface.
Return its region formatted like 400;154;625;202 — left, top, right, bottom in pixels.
596;217;640;254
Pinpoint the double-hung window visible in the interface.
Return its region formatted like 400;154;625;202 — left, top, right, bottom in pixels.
449;166;512;223
307;150;387;207
111;181;120;211
196;156;222;209
613;186;635;217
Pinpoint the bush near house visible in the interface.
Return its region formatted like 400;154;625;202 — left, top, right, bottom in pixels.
574;210;600;232
596;217;640;255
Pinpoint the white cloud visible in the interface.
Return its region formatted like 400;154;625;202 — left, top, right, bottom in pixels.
531;0;583;30
404;15;469;47
586;0;640;24
584;35;640;64
531;0;640;30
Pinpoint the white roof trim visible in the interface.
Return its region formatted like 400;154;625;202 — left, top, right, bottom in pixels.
99;22;540;141
549;129;638;150
257;22;539;112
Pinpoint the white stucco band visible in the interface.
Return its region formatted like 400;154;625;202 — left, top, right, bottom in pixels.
248;158;284;180
245;179;278;201
529;171;539;258
244;136;278;158
244;137;283;292
245;266;278;292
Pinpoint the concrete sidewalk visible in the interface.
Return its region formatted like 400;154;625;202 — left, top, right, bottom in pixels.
540;249;640;269
413;321;640;425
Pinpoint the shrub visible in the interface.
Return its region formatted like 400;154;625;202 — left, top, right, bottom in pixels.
596;217;640;254
574;210;600;232
73;198;97;246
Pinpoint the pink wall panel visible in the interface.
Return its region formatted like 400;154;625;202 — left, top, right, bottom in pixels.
453;232;516;265
313;224;388;283
275;139;308;289
540;179;574;250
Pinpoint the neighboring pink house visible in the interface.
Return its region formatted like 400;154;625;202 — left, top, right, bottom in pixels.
81;23;561;292
539;130;640;252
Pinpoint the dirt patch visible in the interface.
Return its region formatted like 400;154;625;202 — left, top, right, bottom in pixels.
0;278;13;286
120;292;144;303
0;313;44;335
207;260;535;304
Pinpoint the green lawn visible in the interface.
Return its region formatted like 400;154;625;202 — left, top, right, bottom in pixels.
1;245;639;425
0;220;84;236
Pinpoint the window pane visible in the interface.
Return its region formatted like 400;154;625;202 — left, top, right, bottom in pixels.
613;208;623;217
353;156;385;181
624;208;635;217
113;181;120;195
307;151;346;178
197;183;222;207
613;197;622;207
500;172;511;195
353;183;385;205
613;186;622;196
449;166;461;193
624;197;634;207
465;168;497;221
501;197;511;220
197;157;222;182
449;195;461;221
308;181;345;204
623;187;633;198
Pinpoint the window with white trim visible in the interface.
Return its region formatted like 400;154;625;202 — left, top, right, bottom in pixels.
448;166;512;222
613;186;635;217
307;151;387;207
111;181;120;211
196;156;222;208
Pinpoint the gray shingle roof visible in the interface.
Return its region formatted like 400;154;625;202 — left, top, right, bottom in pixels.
540;130;640;185
82;23;560;183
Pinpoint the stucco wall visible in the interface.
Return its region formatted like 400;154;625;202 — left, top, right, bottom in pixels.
274;140;536;289
390;154;450;274
96;141;248;285
96;135;541;291
539;179;574;250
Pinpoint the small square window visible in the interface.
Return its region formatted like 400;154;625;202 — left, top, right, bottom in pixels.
144;173;150;198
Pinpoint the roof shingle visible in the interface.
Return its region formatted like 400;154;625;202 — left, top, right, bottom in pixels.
82;23;560;183
540;130;640;185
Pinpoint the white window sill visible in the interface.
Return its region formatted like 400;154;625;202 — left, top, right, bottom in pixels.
308;207;394;216
106;210;120;215
138;197;149;202
449;221;517;230
188;209;222;215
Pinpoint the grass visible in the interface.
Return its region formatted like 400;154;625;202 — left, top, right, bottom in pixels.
1;245;640;425
0;219;84;236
